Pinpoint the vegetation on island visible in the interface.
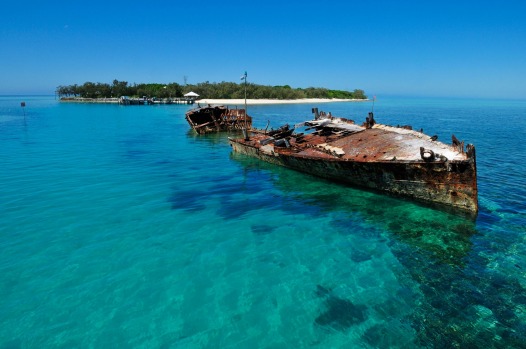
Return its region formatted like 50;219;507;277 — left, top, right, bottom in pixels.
56;80;367;100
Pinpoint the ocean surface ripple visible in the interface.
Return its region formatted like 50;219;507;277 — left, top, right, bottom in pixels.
1;96;525;348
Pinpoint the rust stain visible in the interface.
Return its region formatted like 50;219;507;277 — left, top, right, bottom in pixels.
185;105;252;134
229;109;478;215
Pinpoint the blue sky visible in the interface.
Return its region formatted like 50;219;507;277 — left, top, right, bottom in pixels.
1;0;525;99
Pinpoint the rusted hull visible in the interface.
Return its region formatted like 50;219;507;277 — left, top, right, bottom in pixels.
229;108;478;215
229;136;478;215
185;105;252;134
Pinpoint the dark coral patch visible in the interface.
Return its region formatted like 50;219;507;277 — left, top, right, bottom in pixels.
167;190;207;212
315;285;332;298
315;296;367;331
251;224;276;236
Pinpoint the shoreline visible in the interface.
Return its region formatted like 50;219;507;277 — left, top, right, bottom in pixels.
194;98;369;106
58;97;370;105
59;97;120;103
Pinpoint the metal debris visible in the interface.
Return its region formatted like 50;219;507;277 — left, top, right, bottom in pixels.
185;105;252;134
229;108;478;215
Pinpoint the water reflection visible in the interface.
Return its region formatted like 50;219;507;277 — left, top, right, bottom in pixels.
185;129;243;145
229;152;526;347
230;152;477;267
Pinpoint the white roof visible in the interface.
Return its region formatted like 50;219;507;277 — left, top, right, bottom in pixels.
184;91;199;97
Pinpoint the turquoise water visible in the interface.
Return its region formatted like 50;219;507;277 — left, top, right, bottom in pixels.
1;96;525;348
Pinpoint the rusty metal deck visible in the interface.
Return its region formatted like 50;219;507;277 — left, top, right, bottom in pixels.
229;110;478;215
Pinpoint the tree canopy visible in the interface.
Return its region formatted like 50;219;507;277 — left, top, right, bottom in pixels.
56;80;367;100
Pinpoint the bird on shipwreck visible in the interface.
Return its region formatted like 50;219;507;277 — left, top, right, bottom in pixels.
185;104;252;134
229;108;478;216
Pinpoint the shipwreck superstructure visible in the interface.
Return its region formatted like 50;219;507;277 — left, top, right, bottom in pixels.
229;108;478;215
185;105;252;134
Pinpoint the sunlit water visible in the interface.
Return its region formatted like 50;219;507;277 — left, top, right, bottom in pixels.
1;96;525;348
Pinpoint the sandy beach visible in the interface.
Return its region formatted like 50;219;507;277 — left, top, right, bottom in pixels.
194;98;369;106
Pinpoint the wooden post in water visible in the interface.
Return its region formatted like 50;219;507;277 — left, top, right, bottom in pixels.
21;101;26;122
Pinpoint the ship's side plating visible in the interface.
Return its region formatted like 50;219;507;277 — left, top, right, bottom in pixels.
229;112;478;215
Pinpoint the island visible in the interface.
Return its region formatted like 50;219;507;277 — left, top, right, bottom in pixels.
56;80;368;104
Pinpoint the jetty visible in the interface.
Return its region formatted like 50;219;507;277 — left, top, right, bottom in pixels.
119;96;195;105
59;97;195;105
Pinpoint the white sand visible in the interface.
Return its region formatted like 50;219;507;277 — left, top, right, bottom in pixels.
194;98;369;106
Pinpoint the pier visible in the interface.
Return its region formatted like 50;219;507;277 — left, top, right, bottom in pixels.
119;97;195;105
59;97;195;105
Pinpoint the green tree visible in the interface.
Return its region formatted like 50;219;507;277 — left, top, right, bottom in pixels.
112;80;129;97
58;80;367;100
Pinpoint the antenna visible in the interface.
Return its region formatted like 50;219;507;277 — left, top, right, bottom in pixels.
244;71;247;130
241;71;248;140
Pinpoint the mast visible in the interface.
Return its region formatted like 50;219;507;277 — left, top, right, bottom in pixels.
243;71;247;128
241;71;248;139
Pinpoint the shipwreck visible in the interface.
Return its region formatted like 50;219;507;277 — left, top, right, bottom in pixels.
229;108;478;215
185;104;252;134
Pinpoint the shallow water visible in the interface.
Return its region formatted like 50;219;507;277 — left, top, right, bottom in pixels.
1;96;525;348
